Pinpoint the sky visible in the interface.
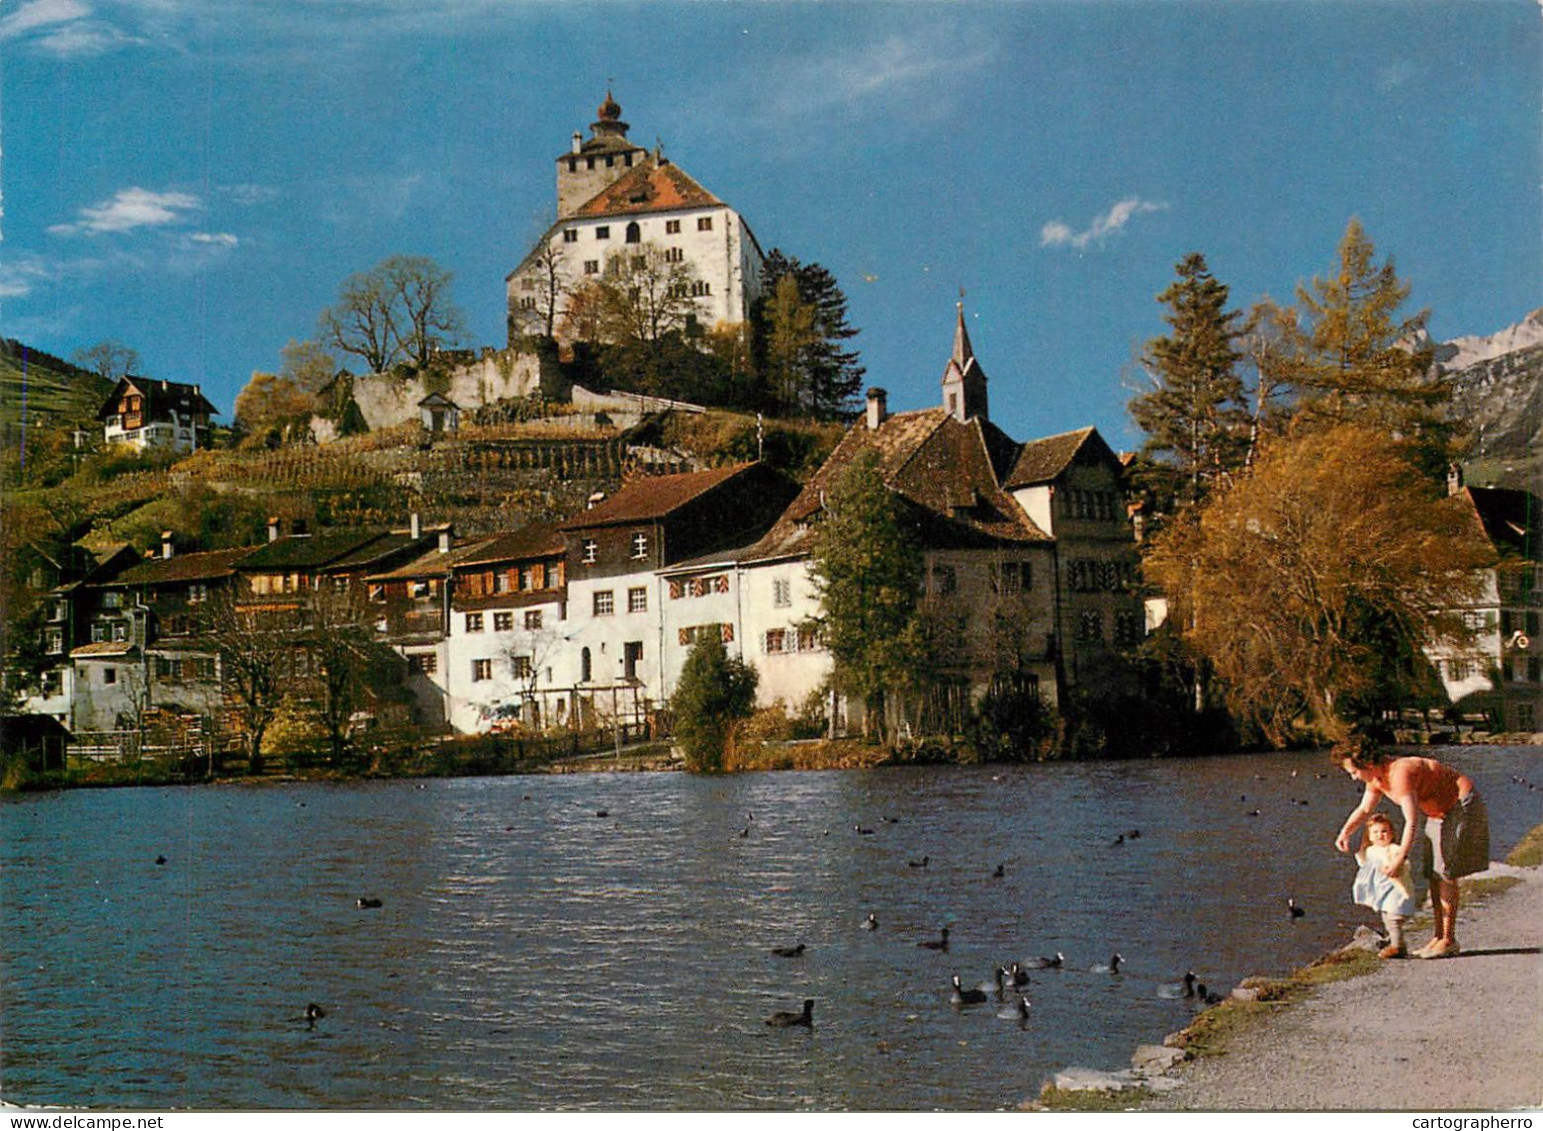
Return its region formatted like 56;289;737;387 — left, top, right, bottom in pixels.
3;0;1539;451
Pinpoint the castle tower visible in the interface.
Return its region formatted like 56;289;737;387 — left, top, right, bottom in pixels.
556;90;648;218
940;302;988;423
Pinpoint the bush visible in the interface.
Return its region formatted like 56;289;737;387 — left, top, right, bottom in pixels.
671;633;758;772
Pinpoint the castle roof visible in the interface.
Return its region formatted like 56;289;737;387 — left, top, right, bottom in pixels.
573;157;724;219
1004;426;1110;489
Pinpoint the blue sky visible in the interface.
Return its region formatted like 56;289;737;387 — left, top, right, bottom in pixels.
4;0;1538;450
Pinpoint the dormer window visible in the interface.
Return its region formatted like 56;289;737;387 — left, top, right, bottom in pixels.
631;532;648;559
582;539;598;564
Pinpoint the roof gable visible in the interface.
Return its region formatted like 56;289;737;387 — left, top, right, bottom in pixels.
1464;486;1541;560
98;376;219;420
1005;426;1123;489
112;546;256;587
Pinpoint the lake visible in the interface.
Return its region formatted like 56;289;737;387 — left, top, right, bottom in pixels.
4;745;1541;1110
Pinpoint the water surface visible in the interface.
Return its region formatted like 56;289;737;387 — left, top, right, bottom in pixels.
4;746;1540;1110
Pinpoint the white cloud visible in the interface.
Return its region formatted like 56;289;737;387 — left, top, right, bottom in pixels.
759;32;996;124
0;0;146;56
0;0;89;41
218;183;281;207
49;187;202;237
188;232;239;248
1040;197;1169;250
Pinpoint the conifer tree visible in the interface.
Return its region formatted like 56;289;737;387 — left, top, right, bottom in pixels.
754;252;864;419
810;450;923;741
1266;219;1458;476
1129;253;1249;514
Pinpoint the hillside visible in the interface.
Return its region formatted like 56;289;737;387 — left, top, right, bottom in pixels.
1;403;842;560
0;340;111;432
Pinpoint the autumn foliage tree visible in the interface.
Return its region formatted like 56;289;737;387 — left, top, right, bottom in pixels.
1143;424;1490;746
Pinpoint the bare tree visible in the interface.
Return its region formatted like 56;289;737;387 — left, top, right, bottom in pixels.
199;589;289;772
510;237;571;343
72;340;141;384
319;255;464;374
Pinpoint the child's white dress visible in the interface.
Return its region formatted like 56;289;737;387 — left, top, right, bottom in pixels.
1353;843;1417;917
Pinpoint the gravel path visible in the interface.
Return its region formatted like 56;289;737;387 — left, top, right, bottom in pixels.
1145;867;1543;1111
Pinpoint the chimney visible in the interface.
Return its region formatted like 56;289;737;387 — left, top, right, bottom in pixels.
438;530;451;554
1447;462;1465;497
161;531;174;560
410;513;421;540
866;387;888;431
268;516;280;543
572;131;582;155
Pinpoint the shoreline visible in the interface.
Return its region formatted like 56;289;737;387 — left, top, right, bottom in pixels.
1038;822;1543;1111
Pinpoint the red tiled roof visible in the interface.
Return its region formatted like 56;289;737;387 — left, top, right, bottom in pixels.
574;158;723;219
112;547;256;587
559;464;754;530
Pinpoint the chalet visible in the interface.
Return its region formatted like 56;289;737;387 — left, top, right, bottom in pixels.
1429;484;1542;732
98;377;217;452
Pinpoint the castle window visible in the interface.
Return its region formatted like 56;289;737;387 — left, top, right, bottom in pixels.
595;226;610;240
625;222;641;244
690;281;711;297
465;613;484;633
584;261;599;275
407;653;437;675
664;247;683;263
606;155;615;168
628;586;648;613
472;658;492;681
525;610;543;631
666;219;681;234
511;655;533;678
563;228;578;243
493;612;514;632
568;158;577;172
625;153;634;167
586;157;595;170
593;590;614;616
519;296;537;310
697;217;713;231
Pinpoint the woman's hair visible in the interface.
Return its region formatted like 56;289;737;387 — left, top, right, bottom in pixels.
1330;730;1390;769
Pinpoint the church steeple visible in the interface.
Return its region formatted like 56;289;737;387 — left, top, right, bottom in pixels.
940;302;988;423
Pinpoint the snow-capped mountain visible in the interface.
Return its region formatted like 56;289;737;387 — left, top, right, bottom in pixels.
1437;308;1543;489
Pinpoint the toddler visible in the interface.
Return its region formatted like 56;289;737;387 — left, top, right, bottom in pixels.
1353;812;1418;958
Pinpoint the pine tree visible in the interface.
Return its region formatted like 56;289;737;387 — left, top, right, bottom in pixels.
1129;253;1249;514
753;251;865;420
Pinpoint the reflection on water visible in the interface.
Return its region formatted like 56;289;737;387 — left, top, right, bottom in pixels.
4;747;1540;1110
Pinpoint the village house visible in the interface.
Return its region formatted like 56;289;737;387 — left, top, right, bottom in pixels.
17;540;142;728
556;462;799;732
505;90;765;345
442;524;570;734
1428;482;1542;732
97;376;217;452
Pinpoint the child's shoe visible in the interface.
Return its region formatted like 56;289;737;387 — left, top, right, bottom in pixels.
1377;943;1406;959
